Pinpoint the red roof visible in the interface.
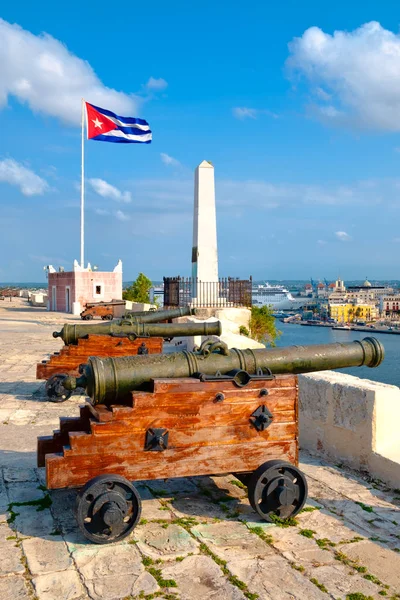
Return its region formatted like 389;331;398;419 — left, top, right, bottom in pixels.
305;284;312;289
328;283;335;288
317;283;324;288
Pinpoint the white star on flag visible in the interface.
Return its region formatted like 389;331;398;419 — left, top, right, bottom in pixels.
92;117;103;129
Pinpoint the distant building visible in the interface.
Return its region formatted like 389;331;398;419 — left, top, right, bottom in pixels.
47;259;123;314
329;302;377;323
380;295;400;317
316;282;329;298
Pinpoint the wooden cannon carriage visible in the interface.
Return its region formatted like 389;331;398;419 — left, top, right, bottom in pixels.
38;373;304;543
37;337;383;544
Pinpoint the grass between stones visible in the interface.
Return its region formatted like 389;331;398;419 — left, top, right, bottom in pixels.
6;493;52;523
310;577;328;593
229;479;247;490
299;506;321;513
138;516;259;599
141;556;177;588
198;542;259;600
355;501;374;513
269;514;299;527
334;550;390;590
315;537;336;550
299;529;316;538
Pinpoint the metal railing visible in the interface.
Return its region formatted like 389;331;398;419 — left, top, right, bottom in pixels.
163;277;252;308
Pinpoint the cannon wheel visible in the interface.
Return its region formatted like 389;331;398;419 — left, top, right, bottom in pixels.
247;460;307;522
101;314;113;321
75;474;141;544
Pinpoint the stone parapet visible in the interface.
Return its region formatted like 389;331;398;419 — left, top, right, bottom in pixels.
298;371;400;488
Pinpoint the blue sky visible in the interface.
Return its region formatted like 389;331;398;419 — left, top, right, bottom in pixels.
1;0;400;282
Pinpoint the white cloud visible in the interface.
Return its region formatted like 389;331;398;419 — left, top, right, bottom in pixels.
233;107;258;119
335;231;352;241
88;178;131;203
287;21;400;130
145;77;168;91
232;107;278;120
116;210;130;221
0;158;48;196
317;239;327;245
95;208;109;216
160;153;181;167
0;18;138;126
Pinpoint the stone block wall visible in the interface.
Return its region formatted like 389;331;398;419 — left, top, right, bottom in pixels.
298;371;400;488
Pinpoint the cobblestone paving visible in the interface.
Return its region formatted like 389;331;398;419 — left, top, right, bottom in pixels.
0;301;400;599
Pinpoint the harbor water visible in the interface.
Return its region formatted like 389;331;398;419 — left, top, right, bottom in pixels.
276;321;400;387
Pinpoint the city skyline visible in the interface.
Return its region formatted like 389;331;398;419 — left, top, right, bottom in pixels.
1;1;400;281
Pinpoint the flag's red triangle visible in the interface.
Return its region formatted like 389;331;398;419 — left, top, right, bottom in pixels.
86;103;117;139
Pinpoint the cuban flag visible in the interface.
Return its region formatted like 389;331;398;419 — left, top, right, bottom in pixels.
85;102;152;144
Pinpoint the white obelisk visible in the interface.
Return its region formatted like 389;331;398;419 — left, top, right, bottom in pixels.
191;161;219;304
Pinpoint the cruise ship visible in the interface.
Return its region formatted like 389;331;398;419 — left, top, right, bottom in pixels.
252;283;308;311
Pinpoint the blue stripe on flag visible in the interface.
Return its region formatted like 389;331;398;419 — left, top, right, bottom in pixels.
117;125;152;135
89;103;149;126
91;134;152;144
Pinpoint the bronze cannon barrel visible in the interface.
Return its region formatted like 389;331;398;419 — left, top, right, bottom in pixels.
64;337;384;406
53;320;222;346
124;306;194;323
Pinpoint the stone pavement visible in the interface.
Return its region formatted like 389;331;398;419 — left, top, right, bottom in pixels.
0;301;400;600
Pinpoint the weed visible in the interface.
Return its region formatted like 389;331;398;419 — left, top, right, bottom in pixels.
49;528;62;536
367;519;376;524
342;537;364;544
353;566;367;574
394;548;400;553
379;592;387;597
7;494;52;518
363;573;384;586
346;594;373;600
229;479;247;490
356;502;374;513
142;557;154;567
171;517;199;530
299;529;316;538
393;489;400;494
310;578;328;593
175;556;185;562
199;541;256;597
269;514;298;527
290;563;305;572
299;506;320;513
139;519;148;525
151;489;169;498
249;526;273;545
244;593;259;600
6;535;17;540
148;567;177;588
316;538;336;550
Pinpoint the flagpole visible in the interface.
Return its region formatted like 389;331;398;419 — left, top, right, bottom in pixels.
80;98;85;268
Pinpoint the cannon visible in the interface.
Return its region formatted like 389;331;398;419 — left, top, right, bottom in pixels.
53;319;221;346
60;337;383;405
38;337;384;544
124;306;194;323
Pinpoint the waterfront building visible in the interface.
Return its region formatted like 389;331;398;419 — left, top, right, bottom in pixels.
380;294;400;317
329;301;378;323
